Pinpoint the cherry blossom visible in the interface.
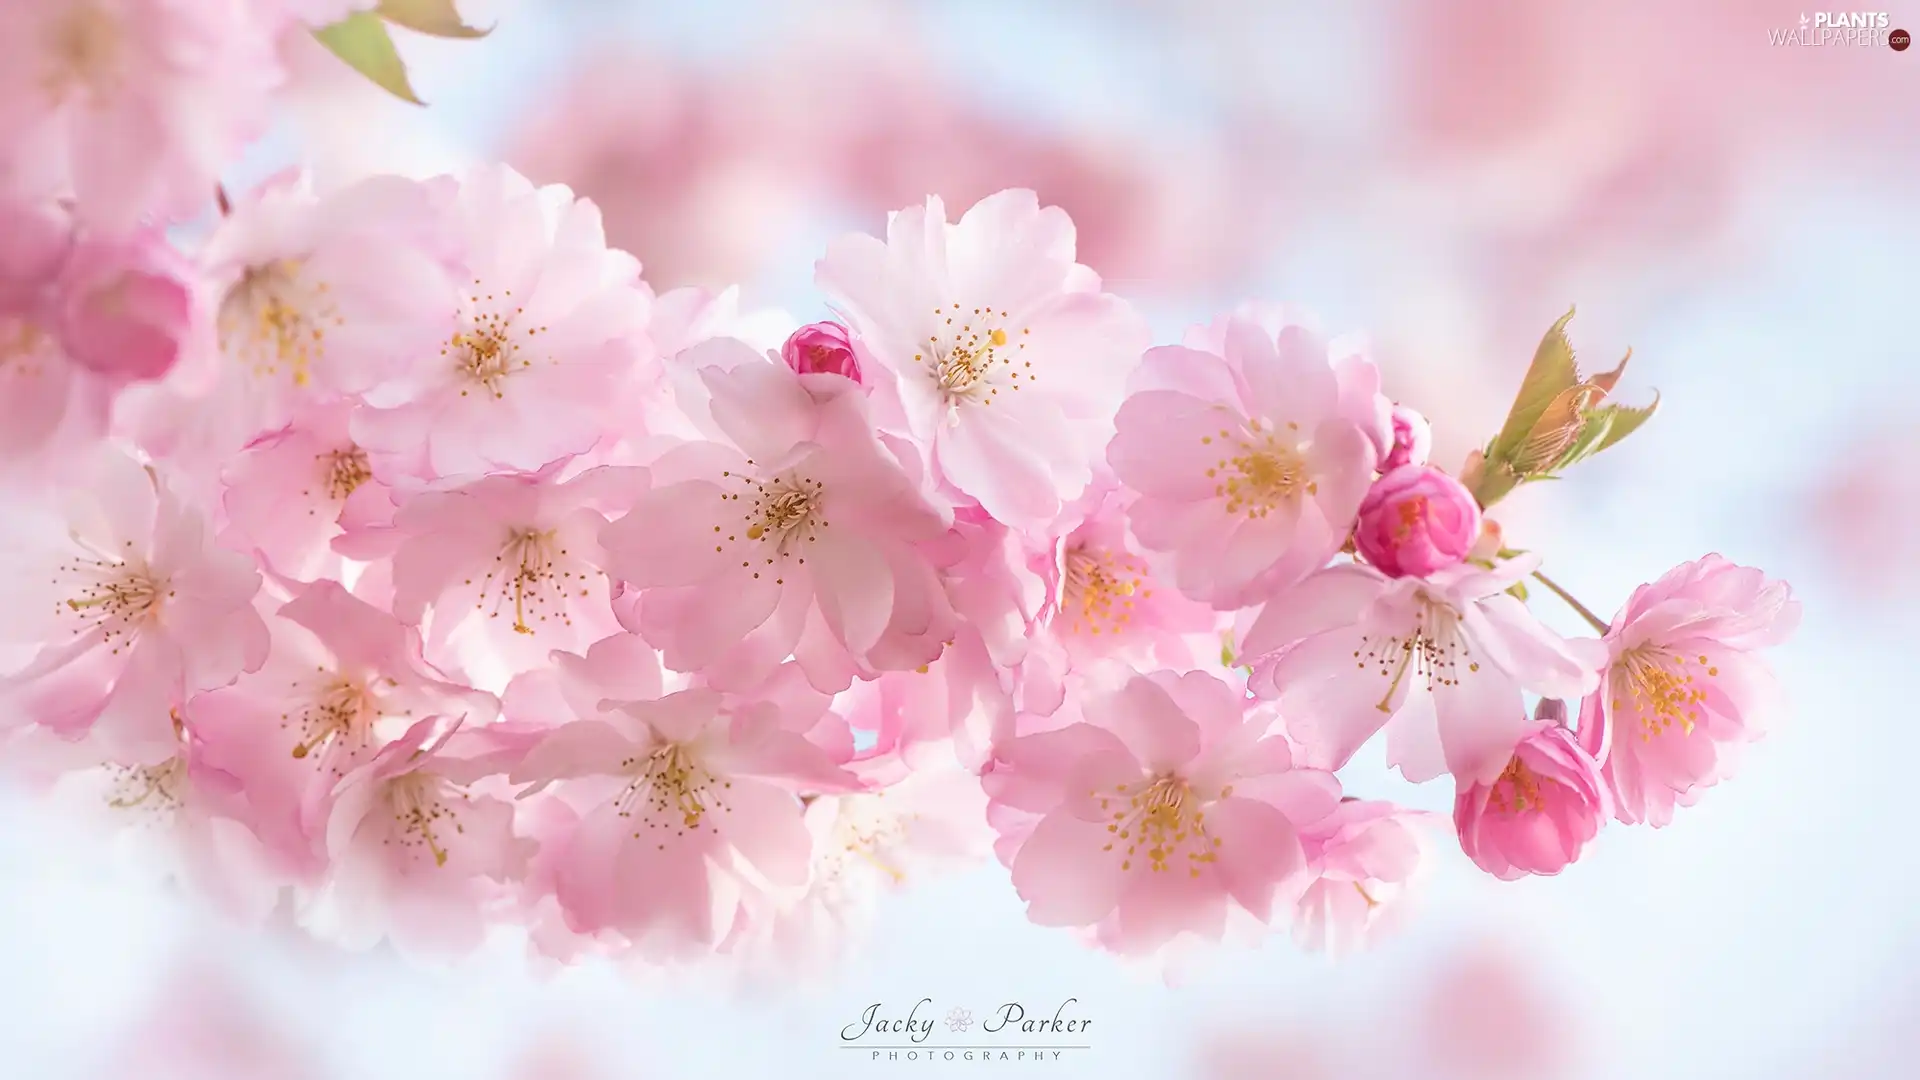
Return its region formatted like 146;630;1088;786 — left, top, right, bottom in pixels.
1455;710;1609;880
730;748;993;976
1107;312;1381;609
125;172;463;470
986;668;1341;955
4;711;302;923
0;449;268;760
352;164;654;483
1575;555;1799;826
309;715;533;955
185;579;498;851
1019;480;1222;715
1241;556;1605;784
218;401;389;582
0;0;282;232
600;345;957;693
510;672;861;952
1291;800;1438;956
816;189;1151;529
383;464;648;688
0;200;180;472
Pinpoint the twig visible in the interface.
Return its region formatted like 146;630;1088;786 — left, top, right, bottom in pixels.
1531;570;1610;635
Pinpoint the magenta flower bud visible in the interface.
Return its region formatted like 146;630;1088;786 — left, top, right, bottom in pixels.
1382;404;1432;471
1353;464;1482;578
781;321;862;383
1454;722;1608;881
56;232;194;383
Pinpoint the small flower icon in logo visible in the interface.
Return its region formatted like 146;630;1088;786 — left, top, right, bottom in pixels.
946;1007;973;1033
1799;12;1810;27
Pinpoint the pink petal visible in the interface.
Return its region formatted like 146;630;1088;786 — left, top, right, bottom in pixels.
1241;565;1383;658
1009;810;1126;926
1205;795;1305;920
807;532;895;656
1104;675;1203;773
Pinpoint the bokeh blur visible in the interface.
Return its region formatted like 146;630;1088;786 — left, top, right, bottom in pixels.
5;0;1917;1076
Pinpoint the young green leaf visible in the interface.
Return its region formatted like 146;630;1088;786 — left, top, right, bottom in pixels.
1487;306;1580;464
377;0;492;38
1588;393;1660;456
313;13;423;104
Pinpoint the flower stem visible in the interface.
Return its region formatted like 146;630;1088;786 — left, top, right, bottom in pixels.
1531;571;1611;634
215;184;231;216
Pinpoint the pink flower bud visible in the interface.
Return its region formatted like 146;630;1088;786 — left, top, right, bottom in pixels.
1454;722;1609;881
1353;464;1482;578
55;232;194;383
781;321;861;383
1382;403;1432;471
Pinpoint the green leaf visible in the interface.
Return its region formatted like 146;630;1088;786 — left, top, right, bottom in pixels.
1589;392;1660;455
1547;391;1663;473
1550;408;1618;472
377;0;492;38
313;13;423;104
1506;581;1530;603
1487;307;1581;464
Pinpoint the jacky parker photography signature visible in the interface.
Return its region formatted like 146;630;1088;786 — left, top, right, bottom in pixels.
840;998;1092;1048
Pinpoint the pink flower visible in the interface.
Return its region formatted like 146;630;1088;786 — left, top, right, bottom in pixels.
815;189;1151;530
1575;555;1799;826
52;229;193;382
0;0;282;232
315;715;533;956
781;320;861;383
125;173;464;469
0;198;157;471
1291;800;1435;956
1383;404;1433;471
1107;313;1380;609
985;669;1341;955
0;449;268;759
10;711;306;923
186;579;498;852
383;465;647;688
1352;464;1482;579
600;344;956;693
833;626;1013;774
1018;482;1222;714
1241;556;1604;784
352;165;653;483
509;678;861;951
1454;713;1608;880
219;401;391;582
730;751;993;978
1040;482;1220;661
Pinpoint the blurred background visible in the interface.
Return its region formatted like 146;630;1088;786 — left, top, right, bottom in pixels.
4;0;1918;1076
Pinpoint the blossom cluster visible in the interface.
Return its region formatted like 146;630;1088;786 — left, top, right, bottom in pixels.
0;1;1797;971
